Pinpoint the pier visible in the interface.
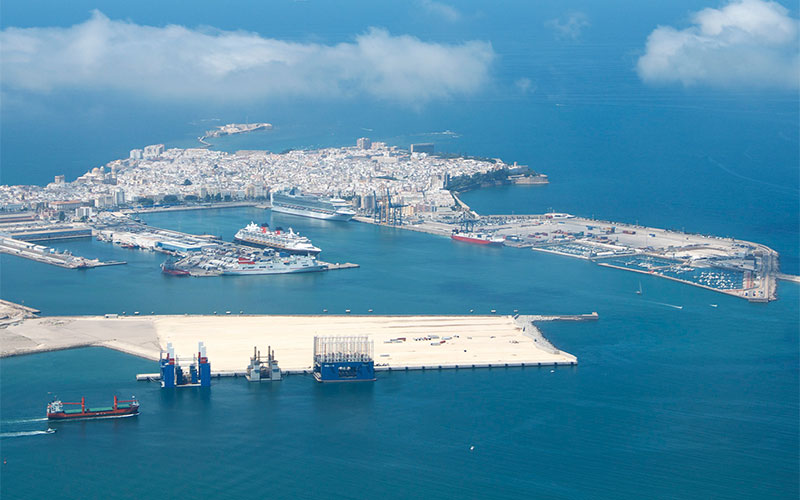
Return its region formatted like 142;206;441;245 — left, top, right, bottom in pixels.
0;235;126;269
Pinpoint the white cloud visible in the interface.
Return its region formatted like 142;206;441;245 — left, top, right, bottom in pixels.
546;12;590;40
420;0;461;22
515;77;535;95
0;11;494;102
637;0;799;89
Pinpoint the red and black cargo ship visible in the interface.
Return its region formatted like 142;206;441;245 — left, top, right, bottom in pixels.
46;396;139;420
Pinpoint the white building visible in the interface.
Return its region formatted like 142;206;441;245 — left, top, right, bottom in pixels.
130;149;143;160
143;144;165;160
75;206;93;218
113;188;126;206
94;195;114;208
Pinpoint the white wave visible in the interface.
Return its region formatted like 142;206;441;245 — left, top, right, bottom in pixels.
0;429;55;438
2;417;48;424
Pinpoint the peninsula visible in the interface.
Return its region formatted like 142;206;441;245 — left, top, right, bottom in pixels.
0;138;792;301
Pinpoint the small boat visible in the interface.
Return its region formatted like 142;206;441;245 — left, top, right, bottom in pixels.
47;396;139;420
636;282;642;295
710;304;718;308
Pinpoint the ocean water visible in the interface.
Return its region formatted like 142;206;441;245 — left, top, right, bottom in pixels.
1;205;798;499
1;0;799;497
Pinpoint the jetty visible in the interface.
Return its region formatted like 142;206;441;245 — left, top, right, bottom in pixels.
0;235;126;269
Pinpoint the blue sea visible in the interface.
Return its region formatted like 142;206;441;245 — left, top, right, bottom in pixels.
1;1;798;498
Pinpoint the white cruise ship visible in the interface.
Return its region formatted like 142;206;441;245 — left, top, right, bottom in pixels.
221;254;326;275
270;190;356;221
234;222;321;255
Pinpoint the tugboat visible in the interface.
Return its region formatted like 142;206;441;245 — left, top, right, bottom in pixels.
47;396;139;420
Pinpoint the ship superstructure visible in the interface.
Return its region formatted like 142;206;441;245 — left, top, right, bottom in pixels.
234;222;321;255
270;190;356;221
221;253;326;275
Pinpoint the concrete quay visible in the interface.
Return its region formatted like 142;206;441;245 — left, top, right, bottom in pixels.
0;235;126;269
358;212;789;302
0;314;587;375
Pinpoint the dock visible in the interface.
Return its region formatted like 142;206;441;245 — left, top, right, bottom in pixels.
0;235;126;269
356;212;786;302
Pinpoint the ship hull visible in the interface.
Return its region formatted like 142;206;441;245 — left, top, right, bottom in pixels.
233;235;322;255
162;269;190;276
222;265;326;276
451;234;503;246
271;205;354;221
48;407;139;420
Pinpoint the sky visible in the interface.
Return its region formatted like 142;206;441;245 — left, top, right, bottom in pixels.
1;0;797;107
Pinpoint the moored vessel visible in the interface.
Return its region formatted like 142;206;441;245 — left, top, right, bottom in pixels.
46;396;139;420
161;258;191;276
270;190;356;221
221;253;326;275
234;222;321;254
451;230;505;246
